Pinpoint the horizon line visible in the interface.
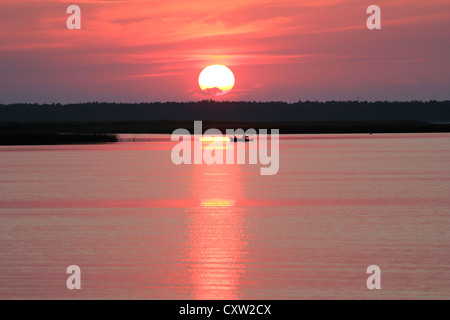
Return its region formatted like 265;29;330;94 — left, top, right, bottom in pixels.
2;100;450;106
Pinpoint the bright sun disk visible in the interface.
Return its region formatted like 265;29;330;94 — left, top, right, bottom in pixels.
198;65;235;95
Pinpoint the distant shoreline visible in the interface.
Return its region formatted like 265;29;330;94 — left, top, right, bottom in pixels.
0;133;118;146
1;101;449;123
2;100;450;145
0;120;449;145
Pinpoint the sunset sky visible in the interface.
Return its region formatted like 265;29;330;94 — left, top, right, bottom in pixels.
0;0;449;103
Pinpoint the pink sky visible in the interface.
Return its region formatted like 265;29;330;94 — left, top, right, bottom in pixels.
0;0;449;103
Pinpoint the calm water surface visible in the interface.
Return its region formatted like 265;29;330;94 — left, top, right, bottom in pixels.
0;133;449;299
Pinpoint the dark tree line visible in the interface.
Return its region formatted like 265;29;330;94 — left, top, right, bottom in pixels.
1;100;449;122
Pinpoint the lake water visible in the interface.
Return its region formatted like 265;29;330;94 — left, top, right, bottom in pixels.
0;133;449;299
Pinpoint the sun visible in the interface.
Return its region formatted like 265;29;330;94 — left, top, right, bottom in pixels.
198;65;235;95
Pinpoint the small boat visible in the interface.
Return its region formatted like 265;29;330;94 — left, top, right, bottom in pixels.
228;135;254;142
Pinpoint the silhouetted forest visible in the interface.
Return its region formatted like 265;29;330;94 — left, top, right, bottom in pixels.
1;101;450;144
1;100;449;122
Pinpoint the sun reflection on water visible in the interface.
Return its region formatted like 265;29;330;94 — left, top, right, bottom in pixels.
200;199;236;207
184;163;248;299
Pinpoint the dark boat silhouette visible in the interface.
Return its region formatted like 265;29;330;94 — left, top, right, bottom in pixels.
228;135;254;142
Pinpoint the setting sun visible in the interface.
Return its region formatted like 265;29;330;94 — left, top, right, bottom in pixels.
198;65;235;95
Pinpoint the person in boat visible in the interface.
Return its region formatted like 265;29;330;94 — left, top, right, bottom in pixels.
229;135;253;142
